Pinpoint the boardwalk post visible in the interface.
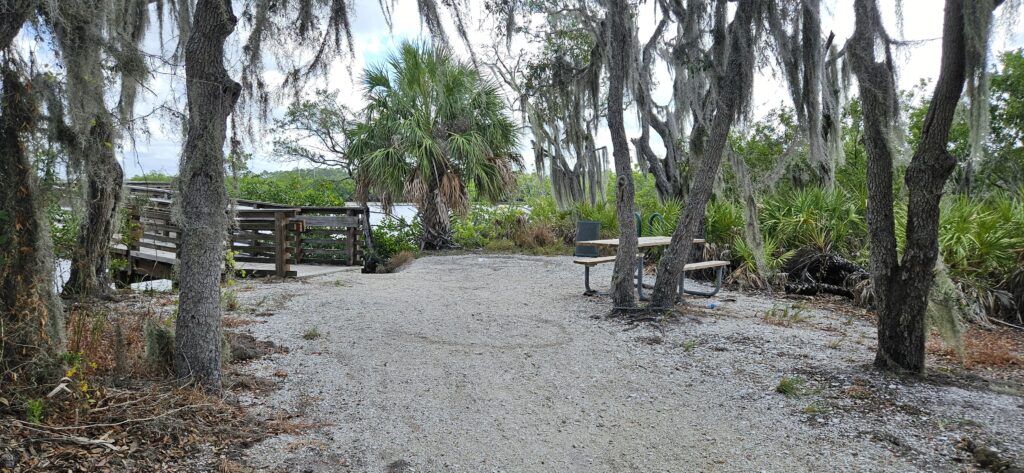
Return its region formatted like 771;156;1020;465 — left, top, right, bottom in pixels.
347;209;358;265
274;210;290;277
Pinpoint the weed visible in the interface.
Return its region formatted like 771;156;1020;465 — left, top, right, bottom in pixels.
803;400;831;415
826;336;846;350
682;339;699;352
25;399;44;423
302;327;321;340
776;377;805;398
333;279;349;287
381;251;415;273
223;289;240;311
763;303;808;327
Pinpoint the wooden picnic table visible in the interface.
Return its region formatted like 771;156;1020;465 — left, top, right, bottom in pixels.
575;236;707;299
577;236;705;248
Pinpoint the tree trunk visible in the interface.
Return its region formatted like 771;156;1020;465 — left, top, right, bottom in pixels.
606;0;637;308
54;1;125;299
175;0;241;391
650;1;757;308
1;63;66;366
420;187;453;250
850;0;990;373
63;121;123;298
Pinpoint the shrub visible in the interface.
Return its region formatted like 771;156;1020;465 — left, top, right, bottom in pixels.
514;223;557;249
371;217;419;260
143;319;175;373
380;250;415;273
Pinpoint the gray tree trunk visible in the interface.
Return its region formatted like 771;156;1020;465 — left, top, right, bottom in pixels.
55;3;125;298
1;61;66;366
606;0;638;308
175;0;241;391
650;0;758;308
849;0;995;373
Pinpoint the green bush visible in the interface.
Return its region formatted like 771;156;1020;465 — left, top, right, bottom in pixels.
371;217;420;260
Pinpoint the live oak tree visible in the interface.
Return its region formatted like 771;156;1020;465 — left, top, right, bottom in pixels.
52;0;149;299
173;0;242;389
848;0;1013;372
0;0;65;368
649;0;761;308
175;0;486;389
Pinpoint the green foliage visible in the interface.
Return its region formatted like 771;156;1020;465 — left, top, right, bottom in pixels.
775;377;805;398
349;41;520;214
760;187;866;256
981;49;1024;192
705;200;744;245
232;170;354;206
126;171;175;182
938;193;1024;283
371;217;420;261
24;399;44;423
48;205;81;260
763;303;809;327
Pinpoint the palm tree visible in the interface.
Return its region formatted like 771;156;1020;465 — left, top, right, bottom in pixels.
349;41;520;249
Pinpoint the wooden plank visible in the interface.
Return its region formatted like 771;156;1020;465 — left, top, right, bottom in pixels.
577;236;706;248
141;223;180;233
572;256;618;266
294;215;360;227
274;211;290;277
682;260;730;271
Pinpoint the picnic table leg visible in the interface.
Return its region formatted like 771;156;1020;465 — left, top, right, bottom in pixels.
637;257;648;301
584;266;597;296
679;265;724;297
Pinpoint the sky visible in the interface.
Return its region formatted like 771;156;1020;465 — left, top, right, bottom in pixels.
116;0;1024;178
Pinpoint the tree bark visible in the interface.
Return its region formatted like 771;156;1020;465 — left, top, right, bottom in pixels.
55;2;125;298
64;120;123;298
606;0;638;308
420;187;454;250
650;0;758;308
850;0;991;373
175;0;241;391
1;62;66;366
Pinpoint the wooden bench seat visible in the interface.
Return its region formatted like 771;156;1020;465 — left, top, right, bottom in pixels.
683;260;729;271
575;255;731;298
573;256;619;266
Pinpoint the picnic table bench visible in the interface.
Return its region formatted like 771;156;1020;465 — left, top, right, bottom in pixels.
573;235;729;299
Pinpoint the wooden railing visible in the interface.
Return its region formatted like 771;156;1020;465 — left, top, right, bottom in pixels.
112;185;369;282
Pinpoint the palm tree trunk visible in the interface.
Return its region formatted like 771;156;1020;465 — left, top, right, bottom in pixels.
606;0;638;308
175;0;241;391
420;187;453;250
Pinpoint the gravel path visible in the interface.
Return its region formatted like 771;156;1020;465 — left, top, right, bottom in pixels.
232;254;1024;472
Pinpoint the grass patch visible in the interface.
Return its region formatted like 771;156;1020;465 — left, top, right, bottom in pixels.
302;327;321;340
763;303;809;327
775;377;805;398
803;400;831;416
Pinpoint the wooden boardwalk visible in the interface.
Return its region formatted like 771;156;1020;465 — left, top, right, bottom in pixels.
111;183;373;283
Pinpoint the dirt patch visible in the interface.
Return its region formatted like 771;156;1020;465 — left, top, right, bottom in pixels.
226;332;289;363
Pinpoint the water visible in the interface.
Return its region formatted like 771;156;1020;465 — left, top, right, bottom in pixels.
367;203;418;227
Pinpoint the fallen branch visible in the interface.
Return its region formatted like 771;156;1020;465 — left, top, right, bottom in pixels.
13;421;123;451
